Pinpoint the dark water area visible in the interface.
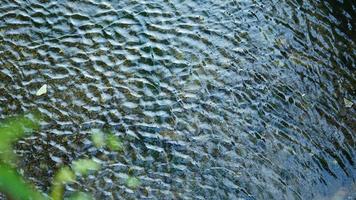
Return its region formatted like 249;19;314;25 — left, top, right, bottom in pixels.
0;0;355;199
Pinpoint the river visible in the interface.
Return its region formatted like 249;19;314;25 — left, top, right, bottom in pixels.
0;0;355;199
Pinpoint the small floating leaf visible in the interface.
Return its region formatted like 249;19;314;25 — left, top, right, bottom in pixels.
344;98;353;108
72;159;100;175
91;129;105;148
36;84;47;96
126;176;140;189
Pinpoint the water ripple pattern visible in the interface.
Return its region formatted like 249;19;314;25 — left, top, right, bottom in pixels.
0;0;355;199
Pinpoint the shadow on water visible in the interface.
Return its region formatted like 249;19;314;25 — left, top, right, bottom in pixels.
0;0;355;199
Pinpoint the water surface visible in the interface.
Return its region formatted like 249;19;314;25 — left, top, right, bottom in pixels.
0;0;355;199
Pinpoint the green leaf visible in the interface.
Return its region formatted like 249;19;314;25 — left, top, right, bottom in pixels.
51;167;76;200
56;167;75;184
126;176;140;189
0;164;45;200
0;114;44;199
72;159;100;175
107;134;123;151
0;114;40;163
36;84;48;96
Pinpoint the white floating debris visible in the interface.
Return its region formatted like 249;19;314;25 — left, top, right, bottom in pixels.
36;84;47;96
344;98;353;108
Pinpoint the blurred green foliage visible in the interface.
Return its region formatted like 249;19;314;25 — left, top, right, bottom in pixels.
91;129;124;151
106;133;123;151
0;114;140;199
0;113;45;200
72;159;100;176
0;164;45;200
51;167;76;200
126;176;141;189
0;113;40;164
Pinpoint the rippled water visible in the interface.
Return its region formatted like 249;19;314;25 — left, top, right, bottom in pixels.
0;0;355;199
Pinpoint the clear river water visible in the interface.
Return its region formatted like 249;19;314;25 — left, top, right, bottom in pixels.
0;0;355;199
